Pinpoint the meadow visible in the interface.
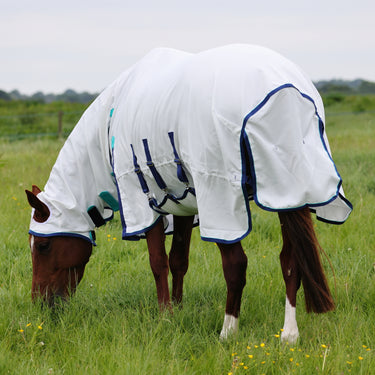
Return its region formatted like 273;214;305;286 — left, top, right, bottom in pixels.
0;96;374;374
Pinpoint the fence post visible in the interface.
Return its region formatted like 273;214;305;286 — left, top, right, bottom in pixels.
58;111;63;138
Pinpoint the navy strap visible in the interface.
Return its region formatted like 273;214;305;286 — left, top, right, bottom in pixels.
142;139;167;190
130;144;149;194
168;132;189;184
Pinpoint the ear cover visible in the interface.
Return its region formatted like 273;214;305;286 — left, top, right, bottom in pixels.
25;186;50;223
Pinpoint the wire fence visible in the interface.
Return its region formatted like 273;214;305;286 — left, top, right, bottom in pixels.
0;110;84;141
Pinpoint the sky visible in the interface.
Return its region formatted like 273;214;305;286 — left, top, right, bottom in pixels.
1;0;374;95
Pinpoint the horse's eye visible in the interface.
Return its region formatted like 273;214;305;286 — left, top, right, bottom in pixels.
37;241;51;254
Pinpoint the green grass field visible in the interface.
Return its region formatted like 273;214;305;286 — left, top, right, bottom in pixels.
0;98;374;374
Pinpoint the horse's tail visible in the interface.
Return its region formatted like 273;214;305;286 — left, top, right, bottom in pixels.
278;207;335;313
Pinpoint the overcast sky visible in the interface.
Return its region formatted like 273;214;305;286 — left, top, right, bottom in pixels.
2;0;374;94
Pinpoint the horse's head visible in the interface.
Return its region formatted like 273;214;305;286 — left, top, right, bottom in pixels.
26;186;93;306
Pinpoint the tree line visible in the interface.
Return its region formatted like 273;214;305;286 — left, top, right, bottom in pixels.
0;89;98;104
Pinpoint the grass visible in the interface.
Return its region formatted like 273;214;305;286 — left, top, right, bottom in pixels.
0;100;374;374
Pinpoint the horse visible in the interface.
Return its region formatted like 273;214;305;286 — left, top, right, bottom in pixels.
25;44;352;343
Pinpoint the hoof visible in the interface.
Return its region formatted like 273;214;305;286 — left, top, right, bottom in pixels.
281;329;299;345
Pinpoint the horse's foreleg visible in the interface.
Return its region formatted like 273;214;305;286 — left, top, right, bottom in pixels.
279;237;301;344
218;242;247;339
146;219;171;311
169;215;194;305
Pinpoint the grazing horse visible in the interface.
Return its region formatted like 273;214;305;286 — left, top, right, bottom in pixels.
26;45;352;343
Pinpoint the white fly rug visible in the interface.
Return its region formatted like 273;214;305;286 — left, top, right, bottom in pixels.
30;44;352;244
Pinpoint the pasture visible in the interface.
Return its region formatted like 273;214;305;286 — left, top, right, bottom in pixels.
0;97;374;374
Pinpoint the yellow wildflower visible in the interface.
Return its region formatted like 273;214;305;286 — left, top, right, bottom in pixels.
358;356;363;361
260;343;265;347
26;323;31;327
248;355;253;359
18;329;24;333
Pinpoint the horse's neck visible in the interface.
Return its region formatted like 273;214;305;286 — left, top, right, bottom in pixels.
44;89;115;230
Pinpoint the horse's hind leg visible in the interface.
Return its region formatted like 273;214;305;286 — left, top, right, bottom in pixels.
169;215;194;305
278;208;334;344
279;214;301;344
279;240;301;344
146;219;171;311
218;242;248;339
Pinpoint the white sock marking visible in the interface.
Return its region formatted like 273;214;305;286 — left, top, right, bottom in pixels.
220;313;239;340
281;297;299;344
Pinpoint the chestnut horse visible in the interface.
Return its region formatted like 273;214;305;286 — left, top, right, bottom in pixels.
26;45;352;343
26;190;335;343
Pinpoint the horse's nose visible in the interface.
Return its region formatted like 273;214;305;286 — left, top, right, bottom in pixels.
46;292;68;308
32;286;68;307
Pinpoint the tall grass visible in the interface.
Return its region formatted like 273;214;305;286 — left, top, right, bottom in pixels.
0;103;374;374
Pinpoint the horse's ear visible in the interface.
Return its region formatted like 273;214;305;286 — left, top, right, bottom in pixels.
25;187;50;223
32;185;42;195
